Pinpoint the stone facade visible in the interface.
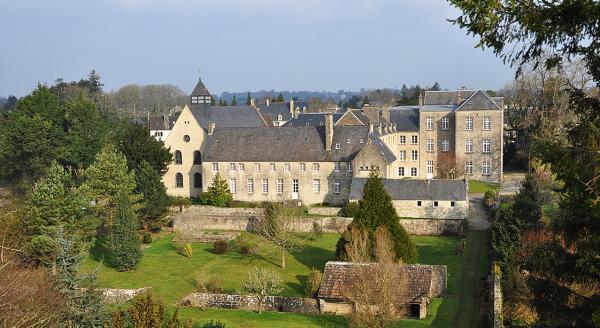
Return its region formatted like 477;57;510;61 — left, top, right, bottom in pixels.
173;205;464;236
393;199;468;220
177;293;319;314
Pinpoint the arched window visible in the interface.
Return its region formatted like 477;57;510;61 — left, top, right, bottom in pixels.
175;173;183;188
194;172;202;189
175;150;182;165
193;151;201;165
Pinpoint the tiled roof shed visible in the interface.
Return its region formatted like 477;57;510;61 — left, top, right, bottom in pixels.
317;261;447;303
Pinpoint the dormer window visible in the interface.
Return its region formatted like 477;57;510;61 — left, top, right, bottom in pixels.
277;114;283;121
335;143;340;149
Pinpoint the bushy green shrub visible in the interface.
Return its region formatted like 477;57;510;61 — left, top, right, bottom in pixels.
305;269;323;298
341;202;360;218
213;240;228;254
484;190;497;207
202;320;226;328
199;174;233;207
142;233;152;244
175;242;193;258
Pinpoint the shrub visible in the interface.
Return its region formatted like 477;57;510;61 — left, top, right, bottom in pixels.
200;174;233;207
202;320;226;328
127;292;166;328
341;202;360;218
310;222;323;240
195;272;224;293
240;244;250;255
213;240;228;254
484;190;497;207
305;269;323;297
175;242;193;258
142;233;152;244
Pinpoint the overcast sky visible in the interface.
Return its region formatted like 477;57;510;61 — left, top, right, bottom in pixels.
0;0;515;97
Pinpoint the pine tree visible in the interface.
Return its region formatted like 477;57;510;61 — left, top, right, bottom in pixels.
63;95;107;169
111;192;142;271
431;82;441;91
245;91;252;106
135;161;169;228
276;93;284;102
335;171;417;263
200;173;233;207
231;95;237;106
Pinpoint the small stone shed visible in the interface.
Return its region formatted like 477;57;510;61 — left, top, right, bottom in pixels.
349;178;469;219
317;261;447;319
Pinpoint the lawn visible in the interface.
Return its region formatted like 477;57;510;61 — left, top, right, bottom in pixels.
85;231;488;327
468;180;501;194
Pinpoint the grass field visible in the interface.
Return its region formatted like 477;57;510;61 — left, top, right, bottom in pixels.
468;180;501;194
85;231;489;327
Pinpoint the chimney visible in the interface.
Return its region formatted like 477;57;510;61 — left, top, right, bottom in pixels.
418;94;423;109
266;98;270;107
289;99;295;116
457;92;462;105
207;121;215;135
294;109;299;119
325;113;334;151
369;123;374;133
163;114;169;129
250;98;255;107
378;124;383;135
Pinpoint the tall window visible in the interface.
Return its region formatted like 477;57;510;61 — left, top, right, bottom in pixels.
347;162;353;172
426;117;434;130
299;163;306;171
175;150;182;165
411;135;418;144
262;179;269;194
333;180;341;194
410;167;418;177
483;139;491;153
427;139;434;152
411;150;418;161
398;167;405;176
465;140;473;153
313;179;320;193
277;179;284;194
483;161;491;175
466;161;473;175
269;163;276;172
239;163;245;171
442;117;449;130
465;117;473;131
483;117;491;130
193;151;201;165
284;163;290;172
212;163;218;172
247;179;254;194
427;160;434;174
175;173;183;188
229;179;237;194
194;172;202;189
334;162;340;172
254;163;260;171
441;139;449;152
399;150;406;161
399;136;406;144
229;163;236;171
313;163;320;172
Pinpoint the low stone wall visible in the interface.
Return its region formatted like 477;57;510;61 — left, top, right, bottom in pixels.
490;264;504;328
177;292;319;314
307;207;341;216
100;287;150;304
174;205;464;236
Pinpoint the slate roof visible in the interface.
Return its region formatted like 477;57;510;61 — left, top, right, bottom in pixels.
349;178;467;201
456;90;502;111
191;78;211;97
389;107;420;131
369;133;397;163
191;106;266;131
148;115;177;130
424;90;476;105
336;109;369;126
285;113;344;127
318;262;442;304
256;102;292;122
203;125;370;162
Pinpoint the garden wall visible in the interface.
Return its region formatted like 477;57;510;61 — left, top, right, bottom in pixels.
173;206;464;236
100;287;150;304
490;264;504;328
177;292;319;314
307;207;341;216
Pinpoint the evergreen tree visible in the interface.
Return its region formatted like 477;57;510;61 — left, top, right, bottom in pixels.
245;91;252;106
111;192;142;271
335;172;417;263
135;161;169;228
210;97;215;106
115;123;173;174
218;99;224;106
54;228;107;326
362;95;370;106
231;95;237;106
200;173;233;207
86;70;103;94
431;82;441;91
222;99;228;106
276;93;284;102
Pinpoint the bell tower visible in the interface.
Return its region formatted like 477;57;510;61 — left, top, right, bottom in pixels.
190;77;212;107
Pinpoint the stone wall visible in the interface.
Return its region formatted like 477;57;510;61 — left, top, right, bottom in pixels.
100;287;150;304
174;205;464;236
393;199;469;220
177;292;319;314
490;264;504;328
307;207;341;216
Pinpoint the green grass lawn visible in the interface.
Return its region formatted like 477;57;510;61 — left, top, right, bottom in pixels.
468;180;501;194
85;231;488;327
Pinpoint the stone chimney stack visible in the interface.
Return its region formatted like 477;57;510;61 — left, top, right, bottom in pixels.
457;92;462;105
207;121;215;135
250;98;255;107
369;123;374;133
266;98;270;107
289;99;295;116
325;113;334;151
378;124;383;135
418;94;423;109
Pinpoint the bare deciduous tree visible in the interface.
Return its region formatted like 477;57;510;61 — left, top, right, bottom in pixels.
436;152;466;179
240;267;283;314
254;202;301;270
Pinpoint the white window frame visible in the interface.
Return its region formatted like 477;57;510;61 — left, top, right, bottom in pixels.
483;161;491;175
466;161;473;175
399;150;406;161
411;135;418;144
426;117;434;131
277;179;284;194
483;117;491;131
333;179;341;194
465;139;473;153
299;163;306;172
399;136;406;144
411;150;418;161
247;179;254;194
284;163;290;172
335;143;340;150
313;163;320;172
334;162;340;172
442;117;449;130
212;163;218;172
313;179;320;193
229;163;236;171
229;179;237;194
427;139;434;152
262;179;269;194
269;163;276;172
398;167;405;176
238;163;245;172
427;160;434;174
483;139;491;153
410;167;418;177
254;163;260;172
441;139;449;152
465;117;473;131
347;162;353;172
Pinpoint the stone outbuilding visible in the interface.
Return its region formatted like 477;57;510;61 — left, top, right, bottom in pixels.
317;261;447;319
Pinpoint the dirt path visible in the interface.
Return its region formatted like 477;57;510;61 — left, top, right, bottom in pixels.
468;196;491;230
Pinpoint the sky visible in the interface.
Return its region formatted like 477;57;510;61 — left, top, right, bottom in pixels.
0;0;516;97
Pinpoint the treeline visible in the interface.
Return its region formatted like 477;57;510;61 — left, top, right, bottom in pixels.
0;72;179;326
